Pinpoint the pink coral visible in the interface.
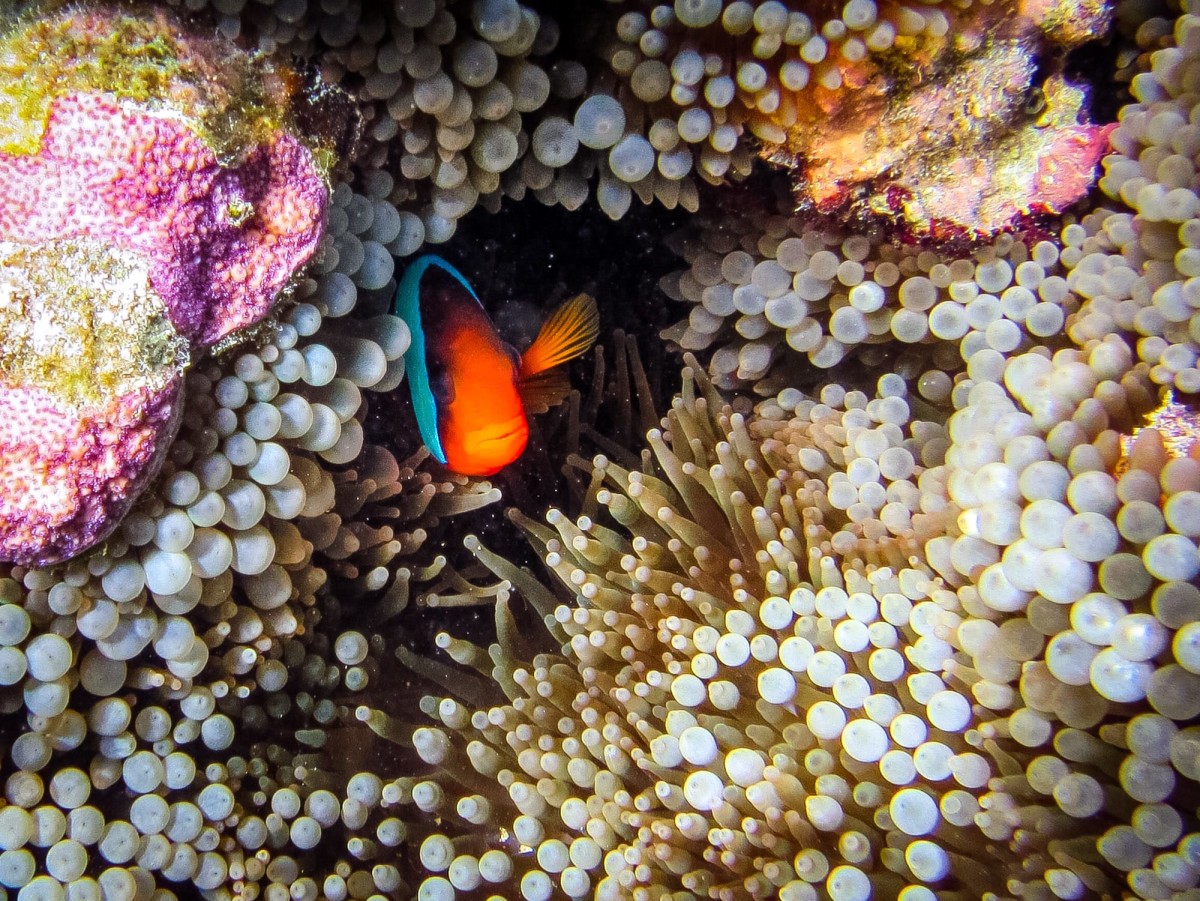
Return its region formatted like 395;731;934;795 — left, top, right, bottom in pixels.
1033;121;1120;211
0;84;327;565
0;92;326;346
0;379;183;566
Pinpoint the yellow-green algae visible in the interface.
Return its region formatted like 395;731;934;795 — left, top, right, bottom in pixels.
0;3;304;165
0;239;188;410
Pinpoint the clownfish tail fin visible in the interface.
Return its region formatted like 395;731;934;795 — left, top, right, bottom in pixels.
519;294;600;380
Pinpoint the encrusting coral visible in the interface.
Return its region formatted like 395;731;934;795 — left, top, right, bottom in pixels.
210;0;1113;235
0;7;336;565
0;0;1197;900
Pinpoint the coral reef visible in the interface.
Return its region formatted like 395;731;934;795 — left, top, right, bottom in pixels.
0;7;334;565
0;1;1196;901
164;0;1117;236
180;0;727;235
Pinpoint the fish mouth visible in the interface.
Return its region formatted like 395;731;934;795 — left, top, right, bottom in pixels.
471;419;527;447
477;432;519;446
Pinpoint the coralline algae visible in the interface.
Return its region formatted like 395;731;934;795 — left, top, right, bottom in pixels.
0;241;187;568
757;0;1114;239
0;8;332;565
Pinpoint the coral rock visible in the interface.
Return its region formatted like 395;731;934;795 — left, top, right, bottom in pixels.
762;3;1114;239
876;78;1117;240
0;92;327;347
0;240;187;566
0;8;332;564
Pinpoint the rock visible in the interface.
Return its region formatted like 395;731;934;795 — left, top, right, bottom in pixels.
0;6;339;564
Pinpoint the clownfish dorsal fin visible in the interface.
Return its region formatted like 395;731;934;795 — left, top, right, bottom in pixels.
519;293;600;380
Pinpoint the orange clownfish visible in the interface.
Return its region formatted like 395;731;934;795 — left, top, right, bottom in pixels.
393;254;599;476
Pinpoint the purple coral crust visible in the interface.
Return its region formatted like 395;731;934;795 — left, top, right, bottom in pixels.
0;92;327;347
0;381;183;567
0;92;328;565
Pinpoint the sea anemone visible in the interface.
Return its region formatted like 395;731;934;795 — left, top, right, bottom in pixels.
662;177;1078;394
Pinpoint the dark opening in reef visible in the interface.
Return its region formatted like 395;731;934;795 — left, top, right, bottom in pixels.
1061;31;1129;126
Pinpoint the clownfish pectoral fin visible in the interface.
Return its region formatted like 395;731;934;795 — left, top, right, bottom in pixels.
518;294;600;380
518;367;573;414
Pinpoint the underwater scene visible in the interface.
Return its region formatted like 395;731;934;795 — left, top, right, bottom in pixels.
0;0;1197;899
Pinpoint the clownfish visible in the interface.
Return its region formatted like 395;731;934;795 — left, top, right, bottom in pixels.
393;254;599;477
